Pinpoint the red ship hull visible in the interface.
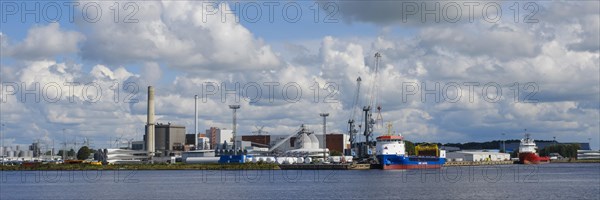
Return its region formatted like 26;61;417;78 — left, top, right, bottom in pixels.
519;152;550;164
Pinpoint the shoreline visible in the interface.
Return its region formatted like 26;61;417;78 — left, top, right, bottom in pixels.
1;160;597;171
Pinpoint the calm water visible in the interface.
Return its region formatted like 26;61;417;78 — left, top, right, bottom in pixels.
1;163;599;200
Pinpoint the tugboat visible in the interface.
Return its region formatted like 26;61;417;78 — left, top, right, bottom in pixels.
518;134;550;164
375;125;446;169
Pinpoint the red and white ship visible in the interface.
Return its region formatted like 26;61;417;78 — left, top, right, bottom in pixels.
518;134;550;164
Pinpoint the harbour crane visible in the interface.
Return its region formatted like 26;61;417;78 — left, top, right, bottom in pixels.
360;52;383;163
348;77;362;148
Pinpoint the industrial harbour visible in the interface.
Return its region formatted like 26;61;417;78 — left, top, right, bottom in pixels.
1;80;598;170
1;1;599;199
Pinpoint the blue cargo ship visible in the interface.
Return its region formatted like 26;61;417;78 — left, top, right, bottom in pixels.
375;135;446;169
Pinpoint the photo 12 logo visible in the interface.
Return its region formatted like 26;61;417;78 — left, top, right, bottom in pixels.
376;1;540;24
200;1;339;23
0;1;341;24
1;1;139;23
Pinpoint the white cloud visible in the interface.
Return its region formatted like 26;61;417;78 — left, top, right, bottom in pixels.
79;1;281;71
7;23;84;60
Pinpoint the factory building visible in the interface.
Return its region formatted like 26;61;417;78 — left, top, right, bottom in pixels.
206;127;233;149
259;133;348;154
144;123;186;157
241;135;271;147
446;151;511;162
131;141;145;150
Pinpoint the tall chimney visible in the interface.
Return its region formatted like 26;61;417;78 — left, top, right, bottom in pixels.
147;86;155;158
194;95;198;149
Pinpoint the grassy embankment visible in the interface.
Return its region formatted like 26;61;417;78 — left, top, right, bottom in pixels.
0;163;280;171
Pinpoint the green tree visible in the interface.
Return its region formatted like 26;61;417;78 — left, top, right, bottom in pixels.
330;150;342;156
404;140;415;155
77;146;93;160
68;149;76;157
540;143;580;158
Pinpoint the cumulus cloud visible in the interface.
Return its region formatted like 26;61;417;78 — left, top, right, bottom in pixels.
79;1;281;71
7;23;85;60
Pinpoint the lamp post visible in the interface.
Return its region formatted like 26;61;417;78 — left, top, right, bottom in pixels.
320;113;329;162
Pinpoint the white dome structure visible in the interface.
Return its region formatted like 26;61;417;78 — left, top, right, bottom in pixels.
309;134;320;149
299;133;312;149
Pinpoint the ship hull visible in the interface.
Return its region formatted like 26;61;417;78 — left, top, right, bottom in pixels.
518;152;549;164
377;155;445;170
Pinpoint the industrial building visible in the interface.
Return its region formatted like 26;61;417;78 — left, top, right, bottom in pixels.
144;123;186;157
577;150;600;160
446;151;511;162
241;135;270;148
243;133;349;154
206;127;233;149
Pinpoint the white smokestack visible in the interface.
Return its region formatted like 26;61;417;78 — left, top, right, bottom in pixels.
194;95;198;149
147;86;155;157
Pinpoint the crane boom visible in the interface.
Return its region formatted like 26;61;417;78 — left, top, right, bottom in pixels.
350;77;362;122
348;77;362;146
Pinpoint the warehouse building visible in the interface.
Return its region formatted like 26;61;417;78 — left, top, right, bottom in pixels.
446;151;511;162
144;123;186;157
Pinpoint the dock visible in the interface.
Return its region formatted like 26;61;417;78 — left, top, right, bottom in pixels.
278;163;373;170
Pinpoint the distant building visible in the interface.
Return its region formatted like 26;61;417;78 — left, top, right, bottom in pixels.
440;146;461;152
131;141;145;150
206;127;233;149
144;123;186;157
577;150;600;160
241;135;271;147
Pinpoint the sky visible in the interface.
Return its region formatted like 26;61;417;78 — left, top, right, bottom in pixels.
0;0;598;150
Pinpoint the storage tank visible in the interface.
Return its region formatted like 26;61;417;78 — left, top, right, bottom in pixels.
266;157;275;163
283;157;295;164
27;151;33;158
330;156;341;163
0;147;3;156
276;157;286;164
304;157;312;164
18;150;24;157
184;157;220;164
7;151;15;158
